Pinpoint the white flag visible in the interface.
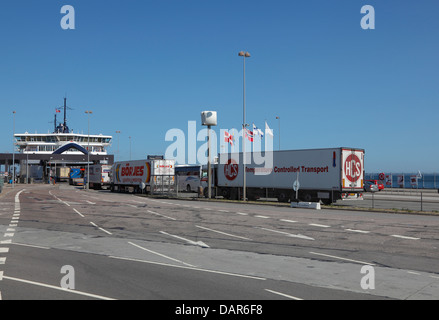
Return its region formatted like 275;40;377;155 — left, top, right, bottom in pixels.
265;122;274;137
253;123;264;138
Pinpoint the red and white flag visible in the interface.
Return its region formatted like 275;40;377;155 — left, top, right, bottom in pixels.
245;128;254;142
224;131;235;146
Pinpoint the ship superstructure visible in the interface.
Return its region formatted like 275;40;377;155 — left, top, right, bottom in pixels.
14;98;112;156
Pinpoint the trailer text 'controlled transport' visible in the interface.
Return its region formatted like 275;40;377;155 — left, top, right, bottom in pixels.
203;148;365;204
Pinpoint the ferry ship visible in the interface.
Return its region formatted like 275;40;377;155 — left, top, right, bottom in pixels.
14;98;112;156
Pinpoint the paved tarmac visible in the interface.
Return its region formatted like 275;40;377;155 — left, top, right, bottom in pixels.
1;184;439;303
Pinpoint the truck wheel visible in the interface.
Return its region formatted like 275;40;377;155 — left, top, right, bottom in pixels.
186;184;191;192
277;193;288;203
303;193;312;202
221;188;231;199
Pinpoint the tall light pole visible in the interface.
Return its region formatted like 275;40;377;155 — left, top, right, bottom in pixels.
129;136;132;160
116;130;121;162
12;111;16;189
238;51;250;201
276;116;281;151
85;110;93;190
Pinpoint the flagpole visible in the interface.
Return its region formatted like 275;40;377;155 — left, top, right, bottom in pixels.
239;51;250;201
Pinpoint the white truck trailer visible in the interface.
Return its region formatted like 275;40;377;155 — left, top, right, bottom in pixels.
110;159;175;194
208;148;364;204
87;164;112;190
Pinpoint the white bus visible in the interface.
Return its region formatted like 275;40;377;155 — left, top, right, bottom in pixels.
176;165;202;192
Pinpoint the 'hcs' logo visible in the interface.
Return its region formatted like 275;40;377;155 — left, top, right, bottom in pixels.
224;159;239;181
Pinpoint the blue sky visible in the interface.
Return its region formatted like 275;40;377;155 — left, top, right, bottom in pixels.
0;0;438;172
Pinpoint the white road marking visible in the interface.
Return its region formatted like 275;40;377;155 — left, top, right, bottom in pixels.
147;210;176;221
236;212;248;216
345;229;371;234
2;275;116;300
309;252;375;266
258;227;315;241
280;219;297;223
110;255;266;281
195;225;252;241
73;208;85;218
86;201;96;205
88;222;112;235
98;227;113;235
391;235;420;240
11;242;50;250
309;223;331;228
128;241;195;267
0;258;6;265
265;289;303;301
255;215;270;219
159;231;209;248
0;248;9;254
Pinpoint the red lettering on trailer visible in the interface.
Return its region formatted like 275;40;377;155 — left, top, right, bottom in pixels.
224;159;239;181
344;154;362;182
121;166;145;177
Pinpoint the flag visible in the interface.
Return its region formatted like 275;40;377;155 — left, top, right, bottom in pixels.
224;131;235;146
253;123;264;138
55;108;61;113
265;122;274;137
244;128;254;142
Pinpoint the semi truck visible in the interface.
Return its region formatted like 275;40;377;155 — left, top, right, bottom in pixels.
86;164;112;190
110;159;175;194
203;148;365;204
69;168;84;186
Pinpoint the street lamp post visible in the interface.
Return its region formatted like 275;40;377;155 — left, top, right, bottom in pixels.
276;116;281;151
238;51;250;201
116;130;121;162
129;136;132;160
12;111;16;189
85;110;93;190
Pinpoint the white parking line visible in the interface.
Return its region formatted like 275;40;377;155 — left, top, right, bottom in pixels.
195;225;252;241
391;235;420;240
265;289;303;300
345;229;370;234
128;241;195;267
280;219;297;223
309;252;375;266
159;231;209;248
147;210;176;221
258;227;314;241
73;208;85;218
110;255;266;281
99;227;113;235
2;275;116;300
309;223;331;228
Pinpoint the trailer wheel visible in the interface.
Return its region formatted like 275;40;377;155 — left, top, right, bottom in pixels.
277;193;288;203
302;193;313;202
